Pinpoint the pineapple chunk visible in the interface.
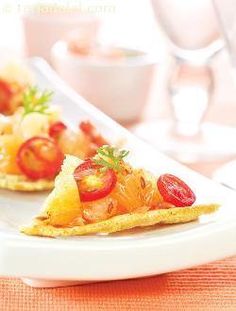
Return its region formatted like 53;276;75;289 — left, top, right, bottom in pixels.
17;112;50;140
41;155;82;226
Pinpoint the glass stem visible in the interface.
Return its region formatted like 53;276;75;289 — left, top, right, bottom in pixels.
168;58;214;137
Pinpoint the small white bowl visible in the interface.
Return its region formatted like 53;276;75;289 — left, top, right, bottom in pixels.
51;41;156;123
22;13;99;62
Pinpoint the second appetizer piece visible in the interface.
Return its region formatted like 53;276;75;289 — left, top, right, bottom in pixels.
0;87;108;191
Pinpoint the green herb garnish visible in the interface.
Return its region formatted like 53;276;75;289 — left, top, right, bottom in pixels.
93;145;129;172
22;86;53;117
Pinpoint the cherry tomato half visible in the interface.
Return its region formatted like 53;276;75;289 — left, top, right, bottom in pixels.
157;174;196;207
79;121;108;147
74;159;117;202
16;137;64;180
49;121;67;140
0;79;13;113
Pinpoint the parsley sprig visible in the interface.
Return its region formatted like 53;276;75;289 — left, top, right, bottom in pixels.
22;86;53;117
93;145;129;172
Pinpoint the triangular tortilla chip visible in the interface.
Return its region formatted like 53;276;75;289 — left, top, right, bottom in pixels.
0;173;54;191
21;203;219;237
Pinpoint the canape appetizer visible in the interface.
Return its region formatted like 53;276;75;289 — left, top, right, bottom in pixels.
0;87;108;191
21;146;219;237
0;61;34;115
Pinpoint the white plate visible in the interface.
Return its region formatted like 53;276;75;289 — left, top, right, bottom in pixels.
0;58;236;288
213;160;236;190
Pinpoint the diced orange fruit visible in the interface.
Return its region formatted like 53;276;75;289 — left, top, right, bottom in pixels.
0;135;22;174
111;168;163;213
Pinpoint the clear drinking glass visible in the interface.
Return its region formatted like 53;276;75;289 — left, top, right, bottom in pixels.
133;0;236;163
213;0;236;67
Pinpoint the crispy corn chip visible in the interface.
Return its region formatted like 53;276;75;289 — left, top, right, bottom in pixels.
0;173;54;191
21;203;219;237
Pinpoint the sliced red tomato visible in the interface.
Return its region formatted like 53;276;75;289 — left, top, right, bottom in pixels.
74;159;117;202
49;121;67;140
157;174;196;207
16;137;64;180
0;79;13;113
79;121;108;147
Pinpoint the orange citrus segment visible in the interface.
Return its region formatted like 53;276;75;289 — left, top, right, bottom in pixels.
112;168;163;213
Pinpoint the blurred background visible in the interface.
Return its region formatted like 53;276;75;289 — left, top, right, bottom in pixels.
1;0;236;180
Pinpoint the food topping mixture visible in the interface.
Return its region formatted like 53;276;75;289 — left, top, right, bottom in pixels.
67;146;197;225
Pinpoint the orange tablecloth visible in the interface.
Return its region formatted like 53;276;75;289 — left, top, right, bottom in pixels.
1;257;236;311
